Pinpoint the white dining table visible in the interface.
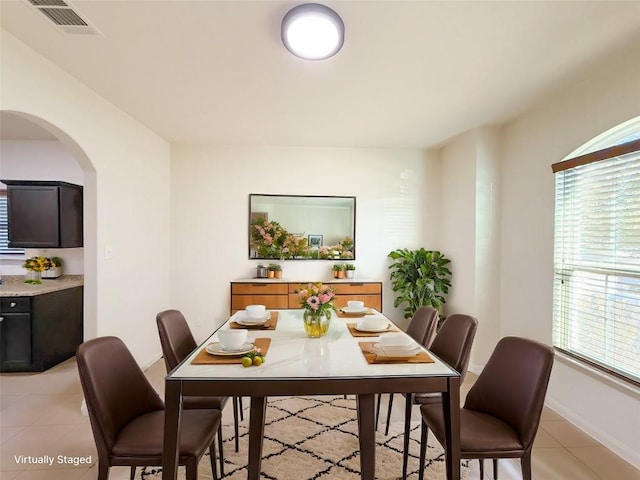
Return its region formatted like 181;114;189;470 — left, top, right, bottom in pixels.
162;309;461;480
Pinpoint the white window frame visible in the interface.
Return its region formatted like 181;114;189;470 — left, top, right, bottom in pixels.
552;139;640;387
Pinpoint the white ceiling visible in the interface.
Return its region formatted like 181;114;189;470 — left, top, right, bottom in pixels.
1;0;640;148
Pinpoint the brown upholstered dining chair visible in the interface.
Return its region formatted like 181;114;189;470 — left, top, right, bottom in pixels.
76;336;220;480
401;313;477;479
418;336;554;480
376;306;439;435
156;309;242;472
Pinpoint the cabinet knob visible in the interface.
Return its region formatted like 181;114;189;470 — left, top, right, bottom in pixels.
0;316;4;322
10;302;16;308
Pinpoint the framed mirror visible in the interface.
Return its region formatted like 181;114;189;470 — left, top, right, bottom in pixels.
249;194;356;260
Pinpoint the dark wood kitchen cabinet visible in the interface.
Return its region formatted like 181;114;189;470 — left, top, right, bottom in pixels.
0;287;83;372
1;180;83;248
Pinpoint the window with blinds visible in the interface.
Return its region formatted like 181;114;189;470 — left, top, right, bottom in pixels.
552;139;640;386
0;192;25;255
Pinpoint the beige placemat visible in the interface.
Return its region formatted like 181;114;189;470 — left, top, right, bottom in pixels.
337;308;376;318
230;311;279;330
346;322;399;337
191;338;271;365
358;341;434;364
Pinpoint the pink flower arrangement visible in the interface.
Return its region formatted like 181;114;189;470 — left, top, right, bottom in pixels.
297;282;337;316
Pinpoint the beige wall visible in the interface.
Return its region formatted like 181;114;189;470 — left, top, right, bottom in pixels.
0;140;85;276
434;39;640;467
499;41;640;466
0;30;172;367
2;23;639;467
169;145;440;340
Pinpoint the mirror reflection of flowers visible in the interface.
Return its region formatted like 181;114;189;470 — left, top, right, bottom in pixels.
318;238;355;259
297;282;337;317
251;218;289;258
284;235;310;258
341;236;354;251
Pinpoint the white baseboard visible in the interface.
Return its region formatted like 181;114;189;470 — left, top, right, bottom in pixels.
141;352;163;371
467;362;484;376
545;396;640;469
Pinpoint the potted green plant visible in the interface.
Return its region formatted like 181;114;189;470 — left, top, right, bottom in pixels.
331;263;346;279
344;263;356;279
267;263;282;279
42;256;63;279
387;248;452;319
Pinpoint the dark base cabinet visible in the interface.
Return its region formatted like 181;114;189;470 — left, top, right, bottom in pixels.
0;287;83;372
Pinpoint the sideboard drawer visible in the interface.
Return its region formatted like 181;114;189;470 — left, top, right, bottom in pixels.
231;280;383;314
231;295;289;312
333;295;381;311
330;283;382;295
231;283;288;295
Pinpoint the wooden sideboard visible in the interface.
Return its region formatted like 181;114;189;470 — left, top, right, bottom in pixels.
230;280;382;314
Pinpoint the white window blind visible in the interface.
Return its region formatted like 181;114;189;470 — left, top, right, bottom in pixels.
552;139;640;385
0;192;24;255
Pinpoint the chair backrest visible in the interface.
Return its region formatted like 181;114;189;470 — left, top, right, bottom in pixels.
429;313;478;381
464;336;554;449
76;336;164;461
156;309;198;371
406;306;439;347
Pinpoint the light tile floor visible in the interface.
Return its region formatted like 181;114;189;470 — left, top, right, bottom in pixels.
1;358;638;480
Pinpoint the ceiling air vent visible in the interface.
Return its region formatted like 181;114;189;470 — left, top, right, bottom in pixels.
26;0;99;35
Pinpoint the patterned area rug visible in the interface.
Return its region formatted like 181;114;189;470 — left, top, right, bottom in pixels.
140;395;469;480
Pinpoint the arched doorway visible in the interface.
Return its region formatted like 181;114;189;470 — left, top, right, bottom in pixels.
0;110;97;339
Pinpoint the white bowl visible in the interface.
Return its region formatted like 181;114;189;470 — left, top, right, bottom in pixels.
245;304;266;319
217;329;248;350
360;316;388;330
347;300;365;310
379;333;415;347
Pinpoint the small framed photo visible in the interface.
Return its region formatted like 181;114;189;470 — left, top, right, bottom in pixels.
308;234;323;248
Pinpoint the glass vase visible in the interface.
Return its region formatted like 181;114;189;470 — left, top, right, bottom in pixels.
24;270;42;284
303;310;331;338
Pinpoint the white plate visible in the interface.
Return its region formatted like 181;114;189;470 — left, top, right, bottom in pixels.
342;306;368;313
206;342;256;356
371;343;421;358
355;322;389;333
237;311;271;323
235;318;270;326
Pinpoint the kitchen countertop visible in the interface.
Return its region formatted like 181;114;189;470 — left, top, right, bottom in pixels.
0;275;84;297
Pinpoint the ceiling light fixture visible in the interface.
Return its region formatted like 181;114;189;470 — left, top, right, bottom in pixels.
281;3;345;61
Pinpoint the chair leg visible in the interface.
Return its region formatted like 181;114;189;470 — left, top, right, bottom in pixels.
384;393;395;435
418;421;428;480
238;396;244;421
401;394;413;480
129;466;136;480
375;393;382;431
521;452;532;480
494;458;499;479
185;457;198;480
233;396;240;452
217;423;225;477
479;459;484;479
97;463;109;480
209;443;218;480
